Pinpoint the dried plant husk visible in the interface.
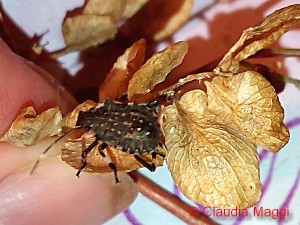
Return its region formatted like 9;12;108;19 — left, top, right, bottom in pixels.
205;71;289;152
61;0;129;51
215;4;300;74
0;98;165;173
62;14;117;51
127;41;188;99
61;0;190;52
99;39;146;102
0;106;62;147
160;90;259;209
160;69;289;208
122;0;149;19
83;0;126;21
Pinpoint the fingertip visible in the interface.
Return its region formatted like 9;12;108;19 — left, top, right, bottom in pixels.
0;159;137;225
0;38;77;135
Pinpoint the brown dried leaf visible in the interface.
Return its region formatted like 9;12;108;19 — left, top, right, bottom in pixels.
215;4;300;74
99;39;146;102
161;90;261;209
205;71;289;152
160;70;289;208
61;131;165;173
122;0;149;19
62;0;127;51
127;41;188;99
62;14;117;51
0;107;62;147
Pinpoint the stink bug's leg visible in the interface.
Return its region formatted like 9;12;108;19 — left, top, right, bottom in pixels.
98;143;120;183
146;100;158;110
76;139;99;177
151;151;157;168
134;154;156;172
156;152;165;158
158;143;166;158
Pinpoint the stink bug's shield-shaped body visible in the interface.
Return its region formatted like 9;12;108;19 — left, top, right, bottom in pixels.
75;99;164;183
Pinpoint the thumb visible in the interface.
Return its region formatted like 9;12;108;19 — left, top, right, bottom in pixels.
0;39;137;225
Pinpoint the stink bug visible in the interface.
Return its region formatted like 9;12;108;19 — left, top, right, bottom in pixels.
31;99;165;183
74;99;165;183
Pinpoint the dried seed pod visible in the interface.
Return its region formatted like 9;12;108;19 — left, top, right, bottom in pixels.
215;4;300;74
122;0;149;19
160;70;289;208
62;15;117;51
0;106;62;147
161;90;260;209
83;0;126;21
99;39;146;102
61;0;191;52
205;71;289;152
62;0;128;51
127;41;188;98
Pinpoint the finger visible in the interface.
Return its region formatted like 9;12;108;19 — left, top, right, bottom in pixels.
0;38;77;175
0;39;77;135
0;39;138;224
0;138;138;225
0;158;137;225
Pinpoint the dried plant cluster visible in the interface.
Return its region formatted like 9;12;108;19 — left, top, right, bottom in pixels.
62;0;193;52
1;3;299;209
61;0;145;51
0;0;193;58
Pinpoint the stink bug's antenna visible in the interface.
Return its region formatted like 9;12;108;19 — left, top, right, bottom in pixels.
30;128;76;175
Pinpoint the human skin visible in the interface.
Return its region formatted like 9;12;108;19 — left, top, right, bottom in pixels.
0;39;137;225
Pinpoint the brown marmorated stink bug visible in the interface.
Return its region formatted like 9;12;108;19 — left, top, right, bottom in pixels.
31;98;165;183
74;98;165;182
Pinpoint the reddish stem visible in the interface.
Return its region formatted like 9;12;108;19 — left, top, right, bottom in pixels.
129;171;220;225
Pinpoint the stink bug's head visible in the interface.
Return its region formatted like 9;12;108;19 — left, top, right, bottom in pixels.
76;110;95;129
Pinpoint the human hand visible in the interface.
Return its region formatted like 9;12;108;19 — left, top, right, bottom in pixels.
0;39;137;225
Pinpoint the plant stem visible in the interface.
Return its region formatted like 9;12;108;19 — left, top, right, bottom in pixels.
256;48;300;57
155;48;300;95
283;76;300;89
129;171;220;225
240;61;300;90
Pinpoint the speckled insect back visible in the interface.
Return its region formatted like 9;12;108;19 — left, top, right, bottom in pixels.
75;98;164;183
76;99;160;155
